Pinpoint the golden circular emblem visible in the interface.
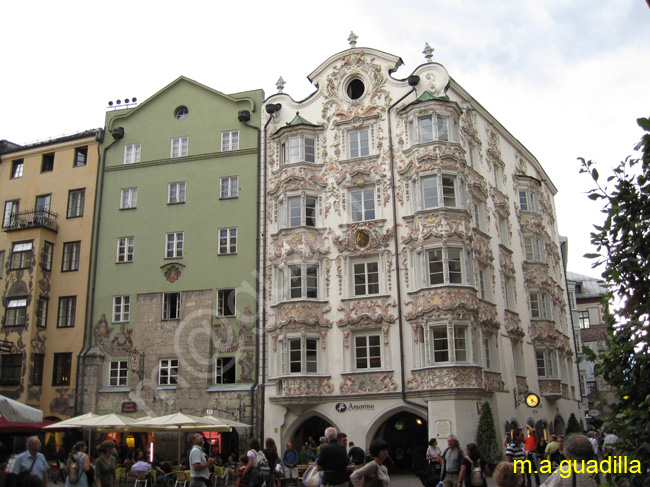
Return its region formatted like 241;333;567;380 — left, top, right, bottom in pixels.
525;393;540;408
356;229;371;248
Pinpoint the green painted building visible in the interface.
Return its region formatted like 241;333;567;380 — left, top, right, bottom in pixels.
81;77;263;451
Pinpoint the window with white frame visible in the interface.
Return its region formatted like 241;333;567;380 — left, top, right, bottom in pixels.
416;114;452;143
116;237;134;263
519;189;538;212
281;135;315;164
568;290;577;310
285;337;318;374
478;263;491;300
41;242;54;271
468;143;479;168
504;275;515;310
349;129;370;158
37;297;48;328
120;188;138;209
163;293;181;320
109;360;128;387
218;228;237;255
454;326;469;362
420;174;463;209
530;292;551;320
524;235;545;262
220;176;239;199
158;358;178;385
168;182;186;204
512;340;525;375
354;334;382;370
350;188;375;222
124;144;141;164
11;242;33;270
430;325;449;363
536;349;557;378
62;241;80;272
67;189;85;218
57;296;76;328
221;130;239;152
217;289;236;317
288;264;318;299
5;298;27;327
578;310;590;329
112;296;130;323
74;147;88;167
427;247;467;285
353;261;379;296
287;195;316;227
11;160;24;178
171;137;189;158
214;357;236;384
472;199;485;231
165;232;184;258
3;200;19;228
483;336;493;370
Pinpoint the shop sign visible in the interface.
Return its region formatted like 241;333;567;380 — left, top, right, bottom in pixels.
335;402;375;412
122;401;137;413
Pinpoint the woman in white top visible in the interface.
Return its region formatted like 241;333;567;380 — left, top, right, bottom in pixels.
350;439;390;487
426;438;441;462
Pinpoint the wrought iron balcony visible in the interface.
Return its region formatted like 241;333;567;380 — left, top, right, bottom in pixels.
2;210;59;233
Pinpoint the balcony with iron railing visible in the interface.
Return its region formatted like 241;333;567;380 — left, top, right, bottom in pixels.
2;210;59;233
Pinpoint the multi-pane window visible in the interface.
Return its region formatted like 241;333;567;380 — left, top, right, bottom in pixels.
578;310;590;329
52;353;72;386
282;135;315;164
109;360;128;387
0;354;22;385
4;299;27;327
11;160;24;178
171;137;189;158
536;349;557;378
349;129;370;158
158;358;178;385
421;174;461;209
287;195;316;227
116;237;134;263
41;153;54;172
67;189;85;218
454;326;468;362
62;241;81;272
468;143;479;168
472;199;485;231
218;228;237;255
124;144;141;164
353;262;379;296
430;326;449;363
165;232;184;258
417;114;453;143
57;297;76;328
37;298;48;328
519;189;538;212
163;293;181;320
3;200;19;228
168;182;186;204
220;176;239;199
484;337;492;370
478;264;491;300
217;289;236;317
11;242;33;270
530;292;551;320
113;296;130;323
120;187;138;209
351;189;375;222
524;235;545;262
428;325;470;364
221;130;239;152
288;264;318;299
504;276;515;310
287;338;318;374
354;334;382;370
215;357;236;384
428;247;465;285
74;147;88;167
35;195;51;217
32;354;45;386
41;242;54;271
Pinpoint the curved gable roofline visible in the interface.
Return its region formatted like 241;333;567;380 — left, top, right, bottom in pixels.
108;75;257;128
307;47;404;84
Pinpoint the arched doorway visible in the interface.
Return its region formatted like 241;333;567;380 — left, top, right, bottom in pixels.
289;416;333;449
371;411;427;471
553;415;566;437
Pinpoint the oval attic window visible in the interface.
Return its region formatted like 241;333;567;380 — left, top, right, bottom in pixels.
346;79;365;100
175;106;189;120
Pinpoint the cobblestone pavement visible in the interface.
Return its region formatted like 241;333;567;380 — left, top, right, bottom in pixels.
389;471;552;487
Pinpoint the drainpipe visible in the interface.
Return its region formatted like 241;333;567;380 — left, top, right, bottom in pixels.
387;76;428;413
78;125;123;414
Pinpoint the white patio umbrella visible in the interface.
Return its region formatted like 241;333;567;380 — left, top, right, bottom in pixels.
43;412;100;429
202;415;251;428
0;395;43;423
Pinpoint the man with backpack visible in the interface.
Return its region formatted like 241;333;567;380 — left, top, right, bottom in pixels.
244;438;271;487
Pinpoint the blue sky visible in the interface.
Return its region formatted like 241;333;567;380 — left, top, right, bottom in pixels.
2;0;649;277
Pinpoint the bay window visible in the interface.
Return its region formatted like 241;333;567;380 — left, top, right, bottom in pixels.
281;135;315;164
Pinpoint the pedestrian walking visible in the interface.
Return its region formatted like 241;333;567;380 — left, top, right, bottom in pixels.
11;436;50;487
95;441;117;487
350;439;390;487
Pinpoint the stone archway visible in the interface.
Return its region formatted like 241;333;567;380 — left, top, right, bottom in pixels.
367;410;428;471
553;415;566;436
286;415;334;451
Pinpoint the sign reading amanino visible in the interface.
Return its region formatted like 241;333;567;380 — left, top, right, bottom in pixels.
335;403;375;412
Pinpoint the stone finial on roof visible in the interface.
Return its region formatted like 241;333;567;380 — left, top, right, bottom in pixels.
276;76;286;93
423;42;434;62
348;31;358;48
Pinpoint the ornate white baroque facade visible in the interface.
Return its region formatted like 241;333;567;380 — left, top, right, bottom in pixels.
260;39;581;453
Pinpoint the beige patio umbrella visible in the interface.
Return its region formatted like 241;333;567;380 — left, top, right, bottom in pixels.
43;412;100;429
0;395;43;423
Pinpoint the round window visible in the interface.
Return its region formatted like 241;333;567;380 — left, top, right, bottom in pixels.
346;79;365;100
175;106;189;120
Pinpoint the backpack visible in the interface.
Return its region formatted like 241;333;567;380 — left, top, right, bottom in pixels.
253;450;271;484
67;454;81;484
470;458;483;486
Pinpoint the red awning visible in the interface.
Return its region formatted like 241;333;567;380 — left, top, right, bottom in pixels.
0;416;56;433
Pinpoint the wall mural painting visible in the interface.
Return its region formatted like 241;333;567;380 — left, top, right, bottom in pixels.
213;306;256;383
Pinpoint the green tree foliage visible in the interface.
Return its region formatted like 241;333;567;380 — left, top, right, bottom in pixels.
579;117;650;486
475;401;501;467
565;412;581;435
